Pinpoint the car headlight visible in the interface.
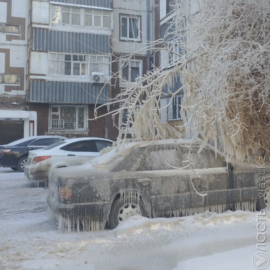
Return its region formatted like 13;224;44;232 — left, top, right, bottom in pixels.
59;187;73;199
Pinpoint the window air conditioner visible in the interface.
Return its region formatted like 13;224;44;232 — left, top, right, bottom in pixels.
91;72;105;83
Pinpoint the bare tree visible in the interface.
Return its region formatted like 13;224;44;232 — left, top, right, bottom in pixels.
96;0;270;161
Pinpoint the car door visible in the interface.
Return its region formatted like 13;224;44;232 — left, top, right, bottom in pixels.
61;140;100;166
135;145;228;217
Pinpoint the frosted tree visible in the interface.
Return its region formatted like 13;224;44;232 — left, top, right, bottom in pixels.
97;0;270;162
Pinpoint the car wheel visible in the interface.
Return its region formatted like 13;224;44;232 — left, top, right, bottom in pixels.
256;186;270;210
109;195;147;229
17;157;28;172
11;167;18;171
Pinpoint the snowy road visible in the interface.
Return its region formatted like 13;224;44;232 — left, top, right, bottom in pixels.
0;167;269;270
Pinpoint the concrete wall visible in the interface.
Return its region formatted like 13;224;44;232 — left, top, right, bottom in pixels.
0;0;28;107
112;0;155;55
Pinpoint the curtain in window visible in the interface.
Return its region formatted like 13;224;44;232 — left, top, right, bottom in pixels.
130;67;139;82
129;18;139;39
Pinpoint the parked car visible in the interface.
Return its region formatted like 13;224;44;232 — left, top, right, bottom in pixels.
25;137;113;183
47;140;269;232
0;136;66;172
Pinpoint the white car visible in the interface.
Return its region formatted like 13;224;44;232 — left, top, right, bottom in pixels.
24;137;113;182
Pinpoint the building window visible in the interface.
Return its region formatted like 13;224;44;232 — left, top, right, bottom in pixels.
0;74;20;84
0;24;20;34
120;60;142;86
49;53;110;77
169;42;181;64
51;6;81;25
166;0;175;15
120;108;130;129
89;55;110;75
49;105;87;131
51;5;111;29
84;9;111;28
120;15;140;41
168;94;182;121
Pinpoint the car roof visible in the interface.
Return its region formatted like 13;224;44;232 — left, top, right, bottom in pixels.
6;135;66;146
63;137;113;143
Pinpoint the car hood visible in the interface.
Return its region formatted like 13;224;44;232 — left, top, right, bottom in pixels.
49;164;111;185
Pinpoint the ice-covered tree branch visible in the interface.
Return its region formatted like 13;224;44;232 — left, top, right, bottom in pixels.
95;0;270;161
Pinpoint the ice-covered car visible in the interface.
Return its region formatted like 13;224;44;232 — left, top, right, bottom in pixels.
25;137;113;182
47;140;269;232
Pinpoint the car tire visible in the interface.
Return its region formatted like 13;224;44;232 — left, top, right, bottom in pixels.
11;167;18;171
109;195;148;229
257;190;269;210
256;180;270;210
17;157;28;172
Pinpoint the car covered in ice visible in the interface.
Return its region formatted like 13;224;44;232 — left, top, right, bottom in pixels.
25;137;113;183
47;139;269;232
0;135;66;172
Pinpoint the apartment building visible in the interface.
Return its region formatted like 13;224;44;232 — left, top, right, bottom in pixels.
0;0;37;144
27;0;112;138
0;0;160;142
159;0;184;134
108;0;157;139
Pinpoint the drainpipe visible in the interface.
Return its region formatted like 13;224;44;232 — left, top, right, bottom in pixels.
146;0;151;72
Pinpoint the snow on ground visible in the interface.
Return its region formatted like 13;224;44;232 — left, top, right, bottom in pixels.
0;167;269;270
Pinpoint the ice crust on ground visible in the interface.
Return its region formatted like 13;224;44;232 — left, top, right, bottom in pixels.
0;167;268;270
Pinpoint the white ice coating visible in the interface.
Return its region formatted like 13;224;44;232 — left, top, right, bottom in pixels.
94;0;270;163
48;142;262;232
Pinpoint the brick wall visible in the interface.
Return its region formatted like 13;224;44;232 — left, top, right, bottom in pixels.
28;103;49;135
28;103;110;139
88;104;107;139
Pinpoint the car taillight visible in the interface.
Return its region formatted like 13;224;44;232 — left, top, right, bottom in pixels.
59;187;73;199
0;149;11;153
32;156;51;163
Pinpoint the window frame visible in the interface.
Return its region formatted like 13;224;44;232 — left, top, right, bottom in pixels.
0;23;20;35
84;9;112;29
166;0;175;16
120;14;141;42
168;94;183;121
119;104;140;132
51;5;112;29
49;105;88;132
0;74;20;85
169;42;181;64
119;59;143;87
48;53;111;77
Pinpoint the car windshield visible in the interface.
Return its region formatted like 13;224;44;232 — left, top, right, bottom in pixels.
43;141;66;150
6;138;37;146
